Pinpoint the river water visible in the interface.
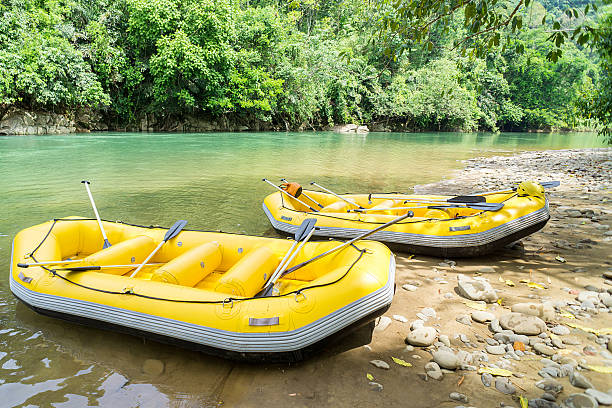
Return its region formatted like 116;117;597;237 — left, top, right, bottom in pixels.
0;131;605;406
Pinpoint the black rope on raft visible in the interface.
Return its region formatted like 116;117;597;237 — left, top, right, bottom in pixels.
27;219;368;304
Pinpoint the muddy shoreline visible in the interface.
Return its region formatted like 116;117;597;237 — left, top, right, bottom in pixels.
217;147;612;407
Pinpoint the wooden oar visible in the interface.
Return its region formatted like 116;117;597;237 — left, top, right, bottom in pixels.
129;220;187;278
82;180;111;249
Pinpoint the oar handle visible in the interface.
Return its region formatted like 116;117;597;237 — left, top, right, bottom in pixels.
82;180;111;248
281;179;324;208
263;179;318;212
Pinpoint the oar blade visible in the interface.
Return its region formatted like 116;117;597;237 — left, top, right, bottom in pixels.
470;202;504;211
163;220;188;242
447;195;486;203
294;218;317;241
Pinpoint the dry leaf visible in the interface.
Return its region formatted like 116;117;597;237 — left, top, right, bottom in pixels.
478;366;512;377
586;365;612;374
366;373;374;381
505;279;515;286
391;357;412;367
558;311;576;319
555;255;566;263
519;396;528;408
463;300;487;311
527;282;546;289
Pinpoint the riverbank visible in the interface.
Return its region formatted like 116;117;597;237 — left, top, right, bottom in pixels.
217;148;612;407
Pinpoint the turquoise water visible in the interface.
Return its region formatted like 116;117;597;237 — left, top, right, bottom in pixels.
0;131;605;406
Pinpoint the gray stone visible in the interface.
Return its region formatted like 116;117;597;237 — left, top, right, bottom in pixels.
486;345;507;355
481;372;492;387
528;398;560;408
536;379;563;395
410;319;425;331
374;316;392;332
495;378;517;395
563;393;599;408
472;311;496;323
456;275;498;303
578;291;601;305
402;284;418;292
540;366;560;377
368;381;383;392
570;371;594;389
439;334;451;347
370;360;390;370
427;370;443;380
421;307;437;319
499;313;547;335
478;266;496;273
490;318;503;333
585;389;612;405
456;314;472;326
511;302;555;320
534;343;556;356
486;338;499;346
433;350;458;370
406;327;437;346
551;325;571;335
449;392;468;403
393;314;408;323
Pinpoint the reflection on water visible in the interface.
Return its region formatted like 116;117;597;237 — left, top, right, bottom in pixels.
0;131;604;406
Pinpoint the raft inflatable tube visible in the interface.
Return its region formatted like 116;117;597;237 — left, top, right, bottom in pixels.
263;181;551;257
10;218;394;362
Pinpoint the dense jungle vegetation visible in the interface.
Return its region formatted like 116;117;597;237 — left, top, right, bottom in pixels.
0;0;610;133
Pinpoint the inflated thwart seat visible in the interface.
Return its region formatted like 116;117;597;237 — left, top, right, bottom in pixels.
84;236;156;275
215;246;280;297
151;241;222;287
319;201;350;213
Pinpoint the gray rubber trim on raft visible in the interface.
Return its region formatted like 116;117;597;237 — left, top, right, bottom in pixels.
262;200;550;248
9;239;395;353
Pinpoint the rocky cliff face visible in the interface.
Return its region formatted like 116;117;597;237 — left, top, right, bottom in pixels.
0;109;109;135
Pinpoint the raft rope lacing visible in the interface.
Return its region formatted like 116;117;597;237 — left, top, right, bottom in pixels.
278;191;518;225
26;218;368;304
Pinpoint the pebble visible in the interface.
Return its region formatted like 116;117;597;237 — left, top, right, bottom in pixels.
478;266;495;273
472;311;495;323
449;392;469;403
495;378;517;395
456;314;472;326
585;388;612;405
541;392;557;402
536;379;563;395
539;366;560;378
368;381;384;392
142;359;165;376
511;302;555;320
578;291;601;305
439;334;451;347
411;320;425;331
486;345;507;355
550;325;571;336
563;393;599;408
374;316;392;332
456;275;498;303
421;307;437;319
534;343;556;356
486;338;499;346
402;284;418;292
499;313;546;335
393;314;408;323
405;345;415;352
569;371;594;389
425;362;443;380
490;319;503;333
528;398;560;408
481;372;492;387
406;327;437;347
564;337;582;345
433;350;458;370
370;360;390;370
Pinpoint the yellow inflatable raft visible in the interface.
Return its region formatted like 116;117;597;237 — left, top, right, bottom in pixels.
263;181;551;257
11;218;394;362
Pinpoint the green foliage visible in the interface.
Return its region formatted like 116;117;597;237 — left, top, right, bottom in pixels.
0;0;607;136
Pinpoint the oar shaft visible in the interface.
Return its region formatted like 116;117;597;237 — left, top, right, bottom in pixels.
18;260;81;267
263;179;317;212
283;213;409;276
57;263;163;271
82;181;111;248
311;182;362;208
129;241;163;277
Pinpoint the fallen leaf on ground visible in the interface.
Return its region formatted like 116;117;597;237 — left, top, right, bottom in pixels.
505;279;515;286
366;373;374;381
519;396;528;408
565;322;612;336
558;311;576;319
586;365;612;374
527;281;546;289
478;366;512;377
391;357;412;367
463;300;487;310
555;255;566;263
